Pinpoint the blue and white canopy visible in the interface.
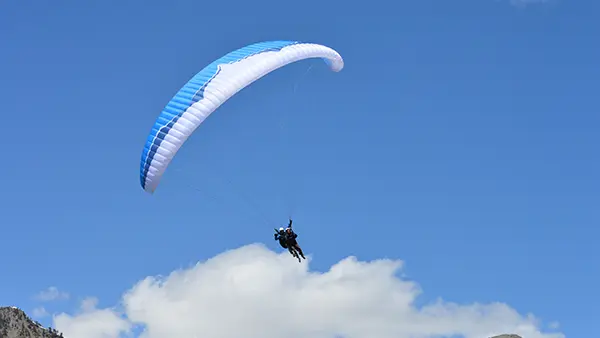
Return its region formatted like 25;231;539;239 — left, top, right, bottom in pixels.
140;40;344;193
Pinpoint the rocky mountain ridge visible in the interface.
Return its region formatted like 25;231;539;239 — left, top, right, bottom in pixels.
0;307;63;338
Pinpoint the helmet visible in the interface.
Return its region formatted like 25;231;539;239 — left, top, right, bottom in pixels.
279;227;284;231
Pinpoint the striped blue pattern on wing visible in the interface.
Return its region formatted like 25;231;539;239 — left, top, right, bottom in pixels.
140;40;299;190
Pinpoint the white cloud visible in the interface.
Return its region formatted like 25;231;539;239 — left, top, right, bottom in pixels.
35;286;70;302
53;297;131;338
53;244;564;338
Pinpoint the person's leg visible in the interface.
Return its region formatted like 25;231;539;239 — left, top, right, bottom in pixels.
294;244;305;259
288;247;300;262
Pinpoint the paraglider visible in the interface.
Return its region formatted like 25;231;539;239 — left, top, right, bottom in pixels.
139;40;344;263
274;219;306;262
139;40;344;194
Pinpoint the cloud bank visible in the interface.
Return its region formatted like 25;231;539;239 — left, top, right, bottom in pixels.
52;244;564;338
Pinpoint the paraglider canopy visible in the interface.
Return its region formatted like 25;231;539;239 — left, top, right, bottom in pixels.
139;40;344;193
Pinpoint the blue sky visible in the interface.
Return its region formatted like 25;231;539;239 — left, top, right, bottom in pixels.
0;0;597;337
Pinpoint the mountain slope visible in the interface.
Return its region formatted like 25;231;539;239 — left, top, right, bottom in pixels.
0;307;63;338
